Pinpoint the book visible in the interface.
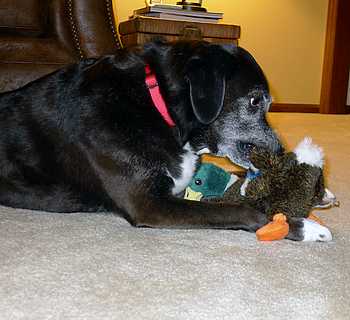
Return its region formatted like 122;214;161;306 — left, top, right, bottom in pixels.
145;4;184;11
132;13;220;24
134;5;223;20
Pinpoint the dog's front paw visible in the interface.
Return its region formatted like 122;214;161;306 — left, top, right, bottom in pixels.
287;218;332;242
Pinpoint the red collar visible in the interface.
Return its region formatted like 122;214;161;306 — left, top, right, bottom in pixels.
145;64;176;127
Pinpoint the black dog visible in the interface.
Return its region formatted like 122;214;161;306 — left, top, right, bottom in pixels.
0;40;329;241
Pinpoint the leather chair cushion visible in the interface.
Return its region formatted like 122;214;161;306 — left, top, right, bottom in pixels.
0;63;66;92
0;0;47;36
0;37;76;63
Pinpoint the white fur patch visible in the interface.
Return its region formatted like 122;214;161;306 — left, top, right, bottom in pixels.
302;219;332;242
294;137;324;168
170;143;198;195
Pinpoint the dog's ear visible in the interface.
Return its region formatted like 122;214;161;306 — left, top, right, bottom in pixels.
186;59;226;125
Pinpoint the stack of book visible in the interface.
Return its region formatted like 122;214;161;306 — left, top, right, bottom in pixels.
131;4;223;24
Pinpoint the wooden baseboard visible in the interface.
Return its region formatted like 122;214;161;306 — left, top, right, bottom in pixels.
270;103;320;113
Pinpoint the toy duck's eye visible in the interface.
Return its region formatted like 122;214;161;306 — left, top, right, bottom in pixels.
250;97;261;107
195;179;202;186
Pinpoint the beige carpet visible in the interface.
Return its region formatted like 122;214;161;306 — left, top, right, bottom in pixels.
1;113;349;320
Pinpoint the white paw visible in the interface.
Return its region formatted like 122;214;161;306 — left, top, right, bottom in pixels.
302;218;332;242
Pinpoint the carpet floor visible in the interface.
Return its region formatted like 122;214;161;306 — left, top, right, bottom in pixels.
0;113;349;320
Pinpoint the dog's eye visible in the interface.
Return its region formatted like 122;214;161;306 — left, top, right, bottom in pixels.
195;179;202;186
250;97;261;107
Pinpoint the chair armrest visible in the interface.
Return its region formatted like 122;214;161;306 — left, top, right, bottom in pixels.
52;0;121;59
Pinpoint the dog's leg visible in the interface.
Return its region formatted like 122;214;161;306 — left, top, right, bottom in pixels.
0;178;106;213
129;194;269;231
286;217;332;242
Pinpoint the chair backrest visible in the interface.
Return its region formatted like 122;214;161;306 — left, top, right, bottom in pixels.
0;0;121;92
0;0;47;36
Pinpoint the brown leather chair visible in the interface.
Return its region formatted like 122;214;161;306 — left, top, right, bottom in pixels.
0;0;121;92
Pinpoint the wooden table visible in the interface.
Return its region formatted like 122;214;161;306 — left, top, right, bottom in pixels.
118;17;240;47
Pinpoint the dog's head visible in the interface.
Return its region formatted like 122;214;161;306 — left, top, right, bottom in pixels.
204;45;282;168
143;40;283;168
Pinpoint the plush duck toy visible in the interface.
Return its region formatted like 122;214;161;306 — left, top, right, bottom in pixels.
185;153;245;201
184;163;236;201
185;137;339;241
